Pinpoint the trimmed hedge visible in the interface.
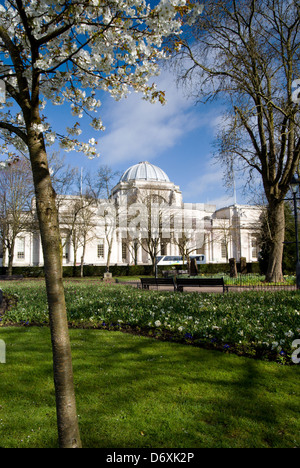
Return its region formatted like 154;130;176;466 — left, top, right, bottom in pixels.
0;261;261;278
0;265;153;278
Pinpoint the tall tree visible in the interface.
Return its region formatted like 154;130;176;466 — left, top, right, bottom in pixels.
0;157;34;274
171;0;300;281
61;193;97;275
128;189;172;274
0;0;194;448
87;165;121;272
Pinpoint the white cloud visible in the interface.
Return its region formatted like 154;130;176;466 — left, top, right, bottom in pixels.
182;160;235;208
97;71;216;166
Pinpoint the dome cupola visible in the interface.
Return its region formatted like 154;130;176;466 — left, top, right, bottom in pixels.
120;161;170;183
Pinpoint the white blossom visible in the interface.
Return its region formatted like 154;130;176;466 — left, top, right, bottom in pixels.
0;0;201;158
44;132;56;145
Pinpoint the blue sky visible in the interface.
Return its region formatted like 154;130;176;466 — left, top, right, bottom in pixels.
0;2;250;209
0;1;251;208
1;64;248;208
46;68;248;209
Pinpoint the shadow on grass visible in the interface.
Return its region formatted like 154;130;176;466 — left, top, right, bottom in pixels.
70;330;299;448
0;327;299;448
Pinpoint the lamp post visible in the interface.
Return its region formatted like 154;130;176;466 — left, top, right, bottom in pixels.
290;174;300;289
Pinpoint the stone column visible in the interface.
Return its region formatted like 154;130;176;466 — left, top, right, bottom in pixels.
229;258;237;278
240;257;247;275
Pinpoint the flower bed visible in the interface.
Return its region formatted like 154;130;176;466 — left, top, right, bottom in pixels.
1;281;300;363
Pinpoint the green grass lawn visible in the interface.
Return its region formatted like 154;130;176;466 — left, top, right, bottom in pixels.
0;326;299;448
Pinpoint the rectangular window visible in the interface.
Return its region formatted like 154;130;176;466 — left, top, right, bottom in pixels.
221;239;227;259
122;241;127;261
161;242;168;256
251;235;258;258
62;240;69;260
16;237;25;260
97;239;105;259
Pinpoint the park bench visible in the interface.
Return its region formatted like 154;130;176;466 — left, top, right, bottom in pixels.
176;277;228;293
140;277;176;291
0;275;24;281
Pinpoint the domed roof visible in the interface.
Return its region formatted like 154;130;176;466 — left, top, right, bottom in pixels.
120;161;170;183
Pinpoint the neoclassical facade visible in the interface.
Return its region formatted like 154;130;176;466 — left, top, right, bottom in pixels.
2;161;263;268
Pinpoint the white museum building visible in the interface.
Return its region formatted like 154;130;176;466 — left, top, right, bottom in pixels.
4;161;263;268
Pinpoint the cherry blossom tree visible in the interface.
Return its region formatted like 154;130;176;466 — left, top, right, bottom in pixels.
0;0;199;448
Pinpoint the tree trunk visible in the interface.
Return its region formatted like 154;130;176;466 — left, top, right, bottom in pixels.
2;243;6;268
106;238;113;272
80;256;84;278
80;240;86;278
7;240;14;276
266;200;285;282
72;235;78;277
28;131;82;448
